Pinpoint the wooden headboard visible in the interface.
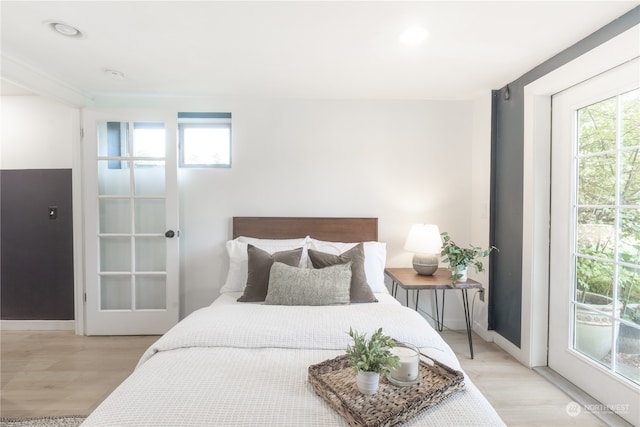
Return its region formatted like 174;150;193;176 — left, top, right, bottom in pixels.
232;217;378;242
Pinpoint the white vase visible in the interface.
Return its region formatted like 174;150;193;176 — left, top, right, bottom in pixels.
575;291;621;360
356;371;380;395
451;266;468;282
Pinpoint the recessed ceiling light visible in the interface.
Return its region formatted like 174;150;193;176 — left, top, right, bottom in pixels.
399;27;428;45
104;69;125;80
46;21;84;39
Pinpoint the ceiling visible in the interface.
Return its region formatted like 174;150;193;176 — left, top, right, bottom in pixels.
1;1;638;103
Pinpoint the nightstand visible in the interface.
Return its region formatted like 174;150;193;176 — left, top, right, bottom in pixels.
384;267;483;359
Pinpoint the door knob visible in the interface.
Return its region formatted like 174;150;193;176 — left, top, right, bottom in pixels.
165;230;176;238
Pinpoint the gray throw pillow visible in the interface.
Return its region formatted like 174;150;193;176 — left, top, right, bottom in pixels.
265;262;351;306
237;245;303;302
308;242;378;303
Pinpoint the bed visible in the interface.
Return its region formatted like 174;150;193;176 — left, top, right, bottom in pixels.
82;217;504;426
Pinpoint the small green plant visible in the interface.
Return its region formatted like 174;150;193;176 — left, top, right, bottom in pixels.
440;232;498;281
345;327;400;375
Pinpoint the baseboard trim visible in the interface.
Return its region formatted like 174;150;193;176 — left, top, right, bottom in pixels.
472;321;495;342
534;366;634;427
0;320;75;331
493;332;529;366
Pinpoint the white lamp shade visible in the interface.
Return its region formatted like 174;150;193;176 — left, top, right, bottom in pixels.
404;224;442;254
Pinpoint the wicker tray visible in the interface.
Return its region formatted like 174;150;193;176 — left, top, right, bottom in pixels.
308;353;464;427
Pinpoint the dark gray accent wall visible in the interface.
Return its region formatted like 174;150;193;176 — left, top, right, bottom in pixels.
1;169;74;320
488;6;640;347
489;88;524;345
489;7;640;346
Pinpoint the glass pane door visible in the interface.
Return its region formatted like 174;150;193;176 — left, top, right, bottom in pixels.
549;59;639;425
573;88;640;385
82;108;179;336
97;121;168;311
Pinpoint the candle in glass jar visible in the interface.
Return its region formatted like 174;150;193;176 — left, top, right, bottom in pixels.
390;344;419;382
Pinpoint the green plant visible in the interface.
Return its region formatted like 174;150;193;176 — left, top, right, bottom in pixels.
575;247;614;300
440;232;498;281
575;244;640;322
345;327;400;375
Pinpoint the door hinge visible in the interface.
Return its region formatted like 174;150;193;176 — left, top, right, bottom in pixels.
84;293;87;302
80;127;84;139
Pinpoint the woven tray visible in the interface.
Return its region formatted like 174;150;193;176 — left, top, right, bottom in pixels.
308;353;464;427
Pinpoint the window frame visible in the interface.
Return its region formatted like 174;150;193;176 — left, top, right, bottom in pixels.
177;113;232;169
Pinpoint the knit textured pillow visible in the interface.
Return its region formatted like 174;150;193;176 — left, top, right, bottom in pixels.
264;262;352;306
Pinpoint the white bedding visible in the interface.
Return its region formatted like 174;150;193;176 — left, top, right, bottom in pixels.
82;293;504;426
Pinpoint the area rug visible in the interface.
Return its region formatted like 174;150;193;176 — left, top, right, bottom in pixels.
0;416;85;427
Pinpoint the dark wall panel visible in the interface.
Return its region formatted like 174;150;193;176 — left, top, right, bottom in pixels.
489;88;523;346
1;169;74;320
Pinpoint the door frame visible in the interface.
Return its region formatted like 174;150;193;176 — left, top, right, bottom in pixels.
73;110;85;335
493;25;640;368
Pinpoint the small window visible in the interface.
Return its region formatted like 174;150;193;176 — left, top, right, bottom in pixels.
178;112;232;168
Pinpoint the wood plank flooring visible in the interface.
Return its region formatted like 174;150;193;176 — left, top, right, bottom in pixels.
1;329;607;425
1;331;158;418
440;330;607;426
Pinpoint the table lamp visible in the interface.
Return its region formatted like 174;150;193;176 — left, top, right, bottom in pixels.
404;224;442;275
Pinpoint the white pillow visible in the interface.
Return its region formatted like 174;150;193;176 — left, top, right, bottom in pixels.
308;238;387;293
220;236;309;293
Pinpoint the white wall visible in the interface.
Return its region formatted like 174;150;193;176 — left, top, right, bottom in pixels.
94;94;487;323
113;97;480;318
3;92;492;332
469;92;493;336
1;96;77;169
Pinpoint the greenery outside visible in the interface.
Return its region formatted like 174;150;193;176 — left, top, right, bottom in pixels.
574;88;639;383
575;88;640;322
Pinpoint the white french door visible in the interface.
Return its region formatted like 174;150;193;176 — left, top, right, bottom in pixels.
549;59;639;425
82;109;179;335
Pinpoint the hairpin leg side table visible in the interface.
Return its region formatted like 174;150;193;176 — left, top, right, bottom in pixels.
384;267;483;359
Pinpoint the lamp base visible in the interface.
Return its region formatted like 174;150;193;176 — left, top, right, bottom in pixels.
412;253;439;276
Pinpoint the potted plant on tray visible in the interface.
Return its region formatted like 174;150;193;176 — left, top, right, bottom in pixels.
346;327;399;395
440;232;498;282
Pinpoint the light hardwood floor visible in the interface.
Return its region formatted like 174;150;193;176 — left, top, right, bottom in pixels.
440;330;607;426
1;331;158;418
1;330;607;425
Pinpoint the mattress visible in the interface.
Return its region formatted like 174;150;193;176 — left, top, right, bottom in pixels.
82;292;504;426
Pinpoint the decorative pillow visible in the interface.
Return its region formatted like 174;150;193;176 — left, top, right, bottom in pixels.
265;262;351;306
308;243;377;303
220;236;308;294
237;245;303;302
308;239;387;293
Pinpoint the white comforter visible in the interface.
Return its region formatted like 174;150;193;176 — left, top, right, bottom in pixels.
82;293;504;426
